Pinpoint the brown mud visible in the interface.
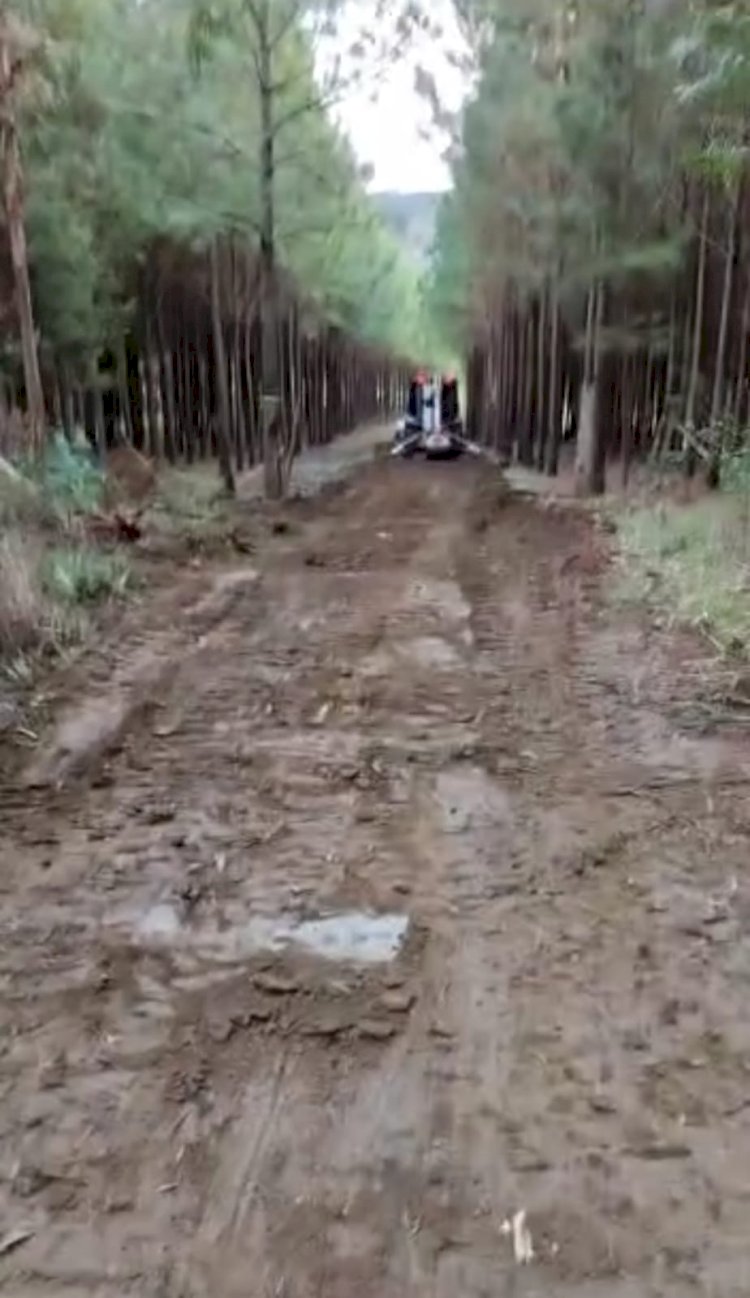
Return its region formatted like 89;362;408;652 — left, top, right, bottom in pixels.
2;454;750;1296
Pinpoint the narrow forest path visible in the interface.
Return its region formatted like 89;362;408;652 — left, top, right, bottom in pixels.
2;453;750;1297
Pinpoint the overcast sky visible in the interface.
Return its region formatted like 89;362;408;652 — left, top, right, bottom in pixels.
323;1;468;193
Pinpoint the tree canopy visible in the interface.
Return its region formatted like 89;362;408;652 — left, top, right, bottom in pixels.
430;0;750;487
14;0;430;376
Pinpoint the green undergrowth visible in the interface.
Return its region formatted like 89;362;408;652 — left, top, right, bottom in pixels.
1;431;105;528
0;434;133;682
146;464;235;540
614;492;750;655
42;546;133;604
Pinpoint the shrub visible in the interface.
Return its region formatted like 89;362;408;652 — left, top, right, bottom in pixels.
42;546;132;605
22;430;104;521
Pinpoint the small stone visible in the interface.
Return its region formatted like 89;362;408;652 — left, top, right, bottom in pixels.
232;1006;273;1027
511;1150;551;1173
380;990;415;1014
38;1052;67;1090
207;1019;235;1045
358;1019;397;1041
392;881;412;896
143;804;176;826
430;1023;454;1040
106;1195;135;1214
254;973;298;996
626;1141;691;1161
302;1020;345;1039
589;1094;618;1116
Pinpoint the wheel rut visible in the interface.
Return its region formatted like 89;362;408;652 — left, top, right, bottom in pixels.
1;458;750;1297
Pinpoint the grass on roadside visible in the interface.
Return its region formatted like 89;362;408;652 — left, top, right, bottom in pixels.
0;434;133;673
42;545;133;604
147;463;233;538
614;492;750;654
0;532;88;663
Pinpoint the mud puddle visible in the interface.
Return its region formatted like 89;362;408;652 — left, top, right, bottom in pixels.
129;903;410;967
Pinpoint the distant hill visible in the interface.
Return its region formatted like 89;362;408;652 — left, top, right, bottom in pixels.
372;191;442;268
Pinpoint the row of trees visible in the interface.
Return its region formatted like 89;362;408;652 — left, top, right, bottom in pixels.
432;0;750;491
1;0;431;494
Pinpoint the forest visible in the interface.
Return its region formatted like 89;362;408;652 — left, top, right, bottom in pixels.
0;0;432;496
431;0;750;494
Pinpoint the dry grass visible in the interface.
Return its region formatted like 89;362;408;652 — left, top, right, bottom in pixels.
0;440;134;669
615;492;750;654
0;531;46;655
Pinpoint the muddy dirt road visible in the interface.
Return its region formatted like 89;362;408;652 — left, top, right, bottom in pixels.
2;455;750;1296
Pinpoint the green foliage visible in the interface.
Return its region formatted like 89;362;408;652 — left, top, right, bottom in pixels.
2;431;103;529
720;446;750;493
42;546;132;604
29;431;103;516
428;0;733;342
616;497;750;655
19;0;427;371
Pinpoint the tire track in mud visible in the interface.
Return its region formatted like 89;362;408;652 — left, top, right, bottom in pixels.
2;459;750;1296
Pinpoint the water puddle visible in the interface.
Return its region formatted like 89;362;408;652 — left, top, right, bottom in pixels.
131;905;409;967
293;913;408;962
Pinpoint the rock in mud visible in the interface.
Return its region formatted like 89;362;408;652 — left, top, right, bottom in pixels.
254;972;299;996
358;1019;397;1041
38;1052;67;1090
302;1018;346;1039
207;1018;236;1045
625;1140;692;1161
588;1093;618;1116
380;989;415;1014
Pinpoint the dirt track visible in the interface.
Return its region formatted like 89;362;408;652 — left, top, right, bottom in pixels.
2;452;750;1296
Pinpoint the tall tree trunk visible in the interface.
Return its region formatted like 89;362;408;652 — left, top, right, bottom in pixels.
545;281;561;474
534;285;547;468
575;281;606;495
256;0;285;500
209;239;236;495
711;182;739;427
0;25;44;454
520;313;535;465
685;187;710;475
732;274;750;427
707;184;740;486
